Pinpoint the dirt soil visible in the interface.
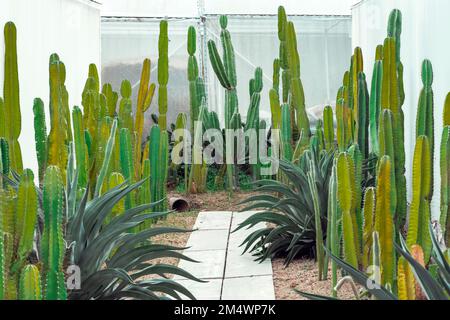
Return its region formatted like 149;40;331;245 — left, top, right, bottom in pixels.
273;258;360;300
169;190;260;212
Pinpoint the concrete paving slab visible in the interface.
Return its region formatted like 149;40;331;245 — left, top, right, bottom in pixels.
186;229;229;251
194;211;232;230
222;275;275;300
177;278;222;300
225;249;272;278
174;250;226;280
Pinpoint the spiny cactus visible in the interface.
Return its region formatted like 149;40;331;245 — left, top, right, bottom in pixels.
118;80;134;131
362;187;376;270
336;152;359;268
357;72;369;159
19;265;42;300
149;125;168;213
416;59;434;201
72;106;88;188
348;144;363;259
323;106;334;151
187;25;201;134
397;256;416;300
158;20;169;131
441;95;450;244
41;166;67;300
3;22;23;172
407;136;432;263
101;83;118;117
135;59;156;180
280;104;293;161
374;155;395;288
369;54;382;155
0;192;5;299
33;98;47;186
47;54;70;181
119;128;135;210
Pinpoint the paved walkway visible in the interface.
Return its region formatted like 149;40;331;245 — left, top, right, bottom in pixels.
176;211;275;300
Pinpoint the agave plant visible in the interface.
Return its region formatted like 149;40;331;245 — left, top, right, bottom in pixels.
235;149;335;265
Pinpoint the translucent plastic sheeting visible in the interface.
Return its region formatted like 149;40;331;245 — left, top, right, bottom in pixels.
205;15;352;127
352;0;450;219
0;0;101;176
101;15;351;130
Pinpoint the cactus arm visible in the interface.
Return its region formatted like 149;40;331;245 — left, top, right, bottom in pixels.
33;98;48;186
269;89;281;130
3;22;23;172
207;40;232;90
374;156;395;287
15;170;38;270
158;20;169;131
41;166;67;300
444;93;450;126
94;119;117;198
19;265;42;300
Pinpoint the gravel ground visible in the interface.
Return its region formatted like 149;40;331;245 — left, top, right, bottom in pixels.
273;258;359;300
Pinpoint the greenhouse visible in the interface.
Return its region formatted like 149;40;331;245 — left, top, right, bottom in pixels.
0;0;449;305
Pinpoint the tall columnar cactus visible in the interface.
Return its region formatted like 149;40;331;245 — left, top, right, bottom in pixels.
135;59;156;180
0;191;5;299
349;47;363;119
158;20;169;131
187;25;201;134
118;80;134;131
407;136;432;263
348;144;363;257
336;152;359;269
441;94;450;244
15;170;38;270
33;98;48;186
47;54;70;181
272;58;280;95
323;106;334;151
2;22;22;172
278;6;289;104
101;83;118;117
149;125;168;213
19;265;42;300
369;56;382;155
387;9;405;106
357;72;369;160
381;36;407;230
72;106;88;188
208;15;239;191
41;166;67;300
280;104;293;161
416;60;434;201
269;89;281;130
374;155;395;288
397;256;416;300
119;128;135;210
362;187;376;270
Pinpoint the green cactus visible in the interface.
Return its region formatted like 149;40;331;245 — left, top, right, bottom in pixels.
119;128;135;210
357;72;369;159
187;25;202;135
348;144;363;259
273;58;280;95
323;106;334;151
102;83;118;117
72;106;88;188
416;59;434;201
3;22;23;173
407;136;432;263
0;192;5;299
118;80;134;131
158;20;169;131
41;166;67;300
336;152;359;269
369;58;382;155
47;54;70;181
374;155;395;287
278;6;289;104
362;187;376;270
441;96;450;244
149;125;168;213
280;104;293;161
269;89;281;130
135;59;156;180
19;265;42;300
33;98;48;186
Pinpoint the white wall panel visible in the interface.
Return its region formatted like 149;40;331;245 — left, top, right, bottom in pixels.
0;0;101;175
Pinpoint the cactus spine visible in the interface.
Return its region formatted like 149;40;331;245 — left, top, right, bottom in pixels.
158;20;169;131
41;166;67;300
3;22;22;172
19;265;42;300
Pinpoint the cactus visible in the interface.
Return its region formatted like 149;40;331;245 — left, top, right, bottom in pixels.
280;104;293;161
158;20;169;131
187;25;202;134
102;83;118;117
0;192;5;299
374;155;395;287
149;125;168;213
407;136;432;263
269;89;281;130
135;59;156;180
397;256;415;300
33;98;48;186
207;15;239;191
369;56;382;155
336;152;359;268
278;6;289;104
3;22;23;172
416;59;434;201
41;166;67;300
118;80;134;131
441;126;450;244
72;106;88;188
273;58;280;95
348;144;363;260
357;72;369;159
19;265;42;300
362;187;376;270
47;54;70;181
119;128;135;210
323;106;334;151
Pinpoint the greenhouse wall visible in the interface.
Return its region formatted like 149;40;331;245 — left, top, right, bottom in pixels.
352;0;450;219
0;0;101;174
